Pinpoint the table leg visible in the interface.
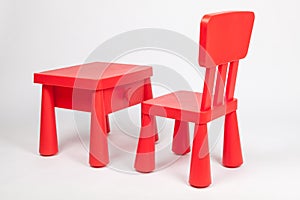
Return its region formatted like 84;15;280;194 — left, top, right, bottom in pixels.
89;90;109;167
39;85;58;156
144;78;158;142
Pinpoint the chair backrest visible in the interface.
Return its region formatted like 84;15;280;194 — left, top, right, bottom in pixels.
199;11;254;111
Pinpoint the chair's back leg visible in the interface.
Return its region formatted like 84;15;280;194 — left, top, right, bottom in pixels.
172;120;190;155
223;111;243;167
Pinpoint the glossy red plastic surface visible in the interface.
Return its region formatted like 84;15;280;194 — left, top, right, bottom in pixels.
142;91;238;124
135;11;254;187
199;11;255;67
172;120;190;155
34;62;152;89
34;62;155;167
39;85;58;156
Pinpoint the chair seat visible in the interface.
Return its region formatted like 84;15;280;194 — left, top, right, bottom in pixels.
142;90;237;124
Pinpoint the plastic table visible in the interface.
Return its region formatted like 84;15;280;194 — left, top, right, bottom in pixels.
34;62;154;167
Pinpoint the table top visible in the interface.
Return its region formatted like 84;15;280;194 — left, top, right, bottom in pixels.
34;62;152;90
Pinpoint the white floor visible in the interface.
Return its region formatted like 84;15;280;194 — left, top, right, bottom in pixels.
1;108;299;200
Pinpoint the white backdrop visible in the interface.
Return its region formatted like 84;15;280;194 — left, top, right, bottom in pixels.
1;0;300;199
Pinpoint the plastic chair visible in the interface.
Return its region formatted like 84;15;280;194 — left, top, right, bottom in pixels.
134;11;255;187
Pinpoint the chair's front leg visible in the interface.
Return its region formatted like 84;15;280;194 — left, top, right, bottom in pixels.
189;123;211;188
39;85;58;156
89;90;109;167
172;120;190;155
134;113;156;172
223;111;243;168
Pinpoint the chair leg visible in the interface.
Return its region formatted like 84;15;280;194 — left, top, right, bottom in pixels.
189;123;211;188
134;113;156;172
106;115;110;134
223;111;243;168
89;90;109;167
39;85;58;156
172;120;190;155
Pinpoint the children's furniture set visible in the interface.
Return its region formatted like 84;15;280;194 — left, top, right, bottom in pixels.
34;11;255;187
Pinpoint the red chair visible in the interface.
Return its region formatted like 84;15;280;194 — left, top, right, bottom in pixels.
134;11;255;187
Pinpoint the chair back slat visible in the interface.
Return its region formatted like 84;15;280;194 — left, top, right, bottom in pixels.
225;61;239;101
213;64;228;106
201;68;216;111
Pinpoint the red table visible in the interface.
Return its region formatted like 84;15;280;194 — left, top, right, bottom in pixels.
34;62;154;167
